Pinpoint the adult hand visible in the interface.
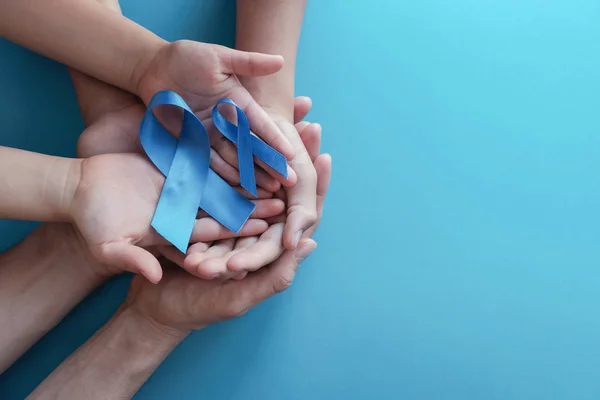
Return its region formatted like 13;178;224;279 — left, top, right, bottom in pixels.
123;236;316;333
207;93;319;250
172;110;330;281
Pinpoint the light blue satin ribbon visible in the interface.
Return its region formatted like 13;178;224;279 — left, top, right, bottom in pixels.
139;90;287;253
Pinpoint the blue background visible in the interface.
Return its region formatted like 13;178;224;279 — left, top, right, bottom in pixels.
1;0;600;398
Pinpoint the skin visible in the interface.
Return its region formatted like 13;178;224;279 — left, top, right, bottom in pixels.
236;0;319;251
0;0;297;169
0;3;332;396
0;0;319;257
62;0;321;280
28;124;332;400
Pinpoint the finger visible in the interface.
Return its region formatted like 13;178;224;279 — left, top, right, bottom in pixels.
197;237;258;279
293;96;312;124
233;91;295;160
282;152;318;249
299;123;322;162
217;46;284;77
265;213;286;225
158;241;211;268
209;148;240;186
190;218;268;243
185;239;235;279
295;121;310;133
207;119;284;192
234;239;317;308
198;197;282;220
164;241;213;277
304;154;332;238
232;271;248;280
158;244;185;267
255;156;297;187
97;243;162;284
227;223;285;272
234;185;277;200
249;198;285;218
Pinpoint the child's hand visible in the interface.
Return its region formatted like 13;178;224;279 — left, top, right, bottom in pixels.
135;40;296;165
69;153;284;283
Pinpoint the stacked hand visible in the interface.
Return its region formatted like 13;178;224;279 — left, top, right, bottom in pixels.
76;90;329;283
71;35;329;288
133;40;319;250
123;124;330;333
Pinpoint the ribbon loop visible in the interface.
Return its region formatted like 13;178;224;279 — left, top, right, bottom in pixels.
212;99;288;197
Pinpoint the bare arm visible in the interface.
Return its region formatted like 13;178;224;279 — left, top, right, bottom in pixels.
0;224;108;372
0;0;165;95
0;147;80;222
236;0;318;249
236;0;307;118
67;0;141;127
27;120;331;400
27;307;184;400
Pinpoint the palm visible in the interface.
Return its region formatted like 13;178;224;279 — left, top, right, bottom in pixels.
72;153;163;250
137;41;293;158
140;42;239;117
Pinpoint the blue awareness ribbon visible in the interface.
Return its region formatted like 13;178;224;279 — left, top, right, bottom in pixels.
139;90;288;253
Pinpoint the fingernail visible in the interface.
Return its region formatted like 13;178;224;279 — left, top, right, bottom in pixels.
294;240;317;263
294;230;303;247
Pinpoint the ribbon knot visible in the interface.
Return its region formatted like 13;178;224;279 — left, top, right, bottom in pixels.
139;90;287;253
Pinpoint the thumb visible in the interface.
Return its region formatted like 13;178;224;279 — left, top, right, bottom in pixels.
96;242;163;284
218;47;284;77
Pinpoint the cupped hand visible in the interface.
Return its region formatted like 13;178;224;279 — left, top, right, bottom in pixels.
201;95;320;250
74;95;310;279
175;101;331;281
135;40;296;163
70;152;280;283
123;237;317;333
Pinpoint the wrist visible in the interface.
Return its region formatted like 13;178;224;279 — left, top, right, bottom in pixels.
35;223;114;282
240;75;295;119
61;158;83;223
113;305;188;357
123;284;193;339
29;305;186;399
131;39;170;101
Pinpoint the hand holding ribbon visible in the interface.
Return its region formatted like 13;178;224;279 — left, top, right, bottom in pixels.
140;91;289;253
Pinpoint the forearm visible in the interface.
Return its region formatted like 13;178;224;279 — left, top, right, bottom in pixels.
0;0;165;95
68;0;139;126
0;224;108;372
0;147;80;221
236;0;307;117
29;306;186;399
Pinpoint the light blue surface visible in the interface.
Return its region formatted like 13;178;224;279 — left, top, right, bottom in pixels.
1;0;600;398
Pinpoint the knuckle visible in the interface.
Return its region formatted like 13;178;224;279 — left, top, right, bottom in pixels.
224;301;250;319
295;159;318;179
289;205;318;227
76;133;95;158
273;273;295;294
305;209;318;226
